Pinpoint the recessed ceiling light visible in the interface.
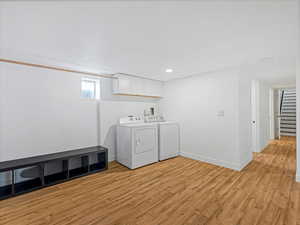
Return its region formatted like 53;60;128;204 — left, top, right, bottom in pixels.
166;69;173;73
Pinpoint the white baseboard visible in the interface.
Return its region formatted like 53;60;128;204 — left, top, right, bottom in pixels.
180;151;245;171
239;156;252;171
111;150;252;170
296;173;300;183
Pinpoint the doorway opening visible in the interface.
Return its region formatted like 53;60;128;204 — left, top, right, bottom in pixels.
251;81;297;182
274;88;296;138
251;81;296;153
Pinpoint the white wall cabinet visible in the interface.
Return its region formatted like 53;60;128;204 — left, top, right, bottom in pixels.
113;74;163;98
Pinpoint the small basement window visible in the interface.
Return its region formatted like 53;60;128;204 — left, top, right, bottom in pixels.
81;78;100;100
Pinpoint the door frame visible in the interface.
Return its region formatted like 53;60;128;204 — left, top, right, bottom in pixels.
269;88;275;140
251;80;260;153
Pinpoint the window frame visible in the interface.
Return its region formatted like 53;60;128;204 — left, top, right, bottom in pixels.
81;77;100;100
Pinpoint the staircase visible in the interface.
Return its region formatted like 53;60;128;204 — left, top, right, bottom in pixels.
280;89;296;137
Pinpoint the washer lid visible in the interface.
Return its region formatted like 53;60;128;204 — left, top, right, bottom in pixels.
119;122;158;128
157;121;178;125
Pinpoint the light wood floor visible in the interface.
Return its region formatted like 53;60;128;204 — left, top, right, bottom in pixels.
1;137;299;225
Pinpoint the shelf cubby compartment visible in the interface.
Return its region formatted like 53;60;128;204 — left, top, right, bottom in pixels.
14;165;43;194
0;146;108;200
89;152;107;172
0;171;13;199
69;156;89;178
44;160;68;185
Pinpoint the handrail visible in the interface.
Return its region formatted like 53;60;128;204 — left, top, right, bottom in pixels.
280;90;284;115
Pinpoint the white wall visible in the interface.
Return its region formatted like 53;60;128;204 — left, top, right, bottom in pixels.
0;63;99;185
160;69;252;171
297;0;300;181
297;74;300;182
0;64;160;162
0;63;4;161
258;81;272;152
0;63;160;185
0;63;99;162
237;72;253;168
296;0;300;183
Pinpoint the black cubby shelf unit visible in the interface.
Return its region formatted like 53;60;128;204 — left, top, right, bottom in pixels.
0;146;108;200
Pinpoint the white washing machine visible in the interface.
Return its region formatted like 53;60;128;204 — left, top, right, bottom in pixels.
157;121;180;161
116;117;158;169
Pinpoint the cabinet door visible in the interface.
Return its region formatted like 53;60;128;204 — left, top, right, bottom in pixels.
113;75;131;94
131;77;144;95
113;74;163;97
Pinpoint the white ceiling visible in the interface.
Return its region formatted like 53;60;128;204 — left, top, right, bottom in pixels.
0;1;297;84
240;56;296;87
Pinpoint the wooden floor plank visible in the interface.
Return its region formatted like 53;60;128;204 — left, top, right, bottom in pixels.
0;136;299;225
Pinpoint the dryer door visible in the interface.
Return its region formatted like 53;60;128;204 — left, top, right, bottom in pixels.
132;126;158;168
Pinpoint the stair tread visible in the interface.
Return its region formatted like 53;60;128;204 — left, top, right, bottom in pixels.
281;131;296;133
280;133;296;137
280;122;296;125
281;91;296;134
281;128;296;131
